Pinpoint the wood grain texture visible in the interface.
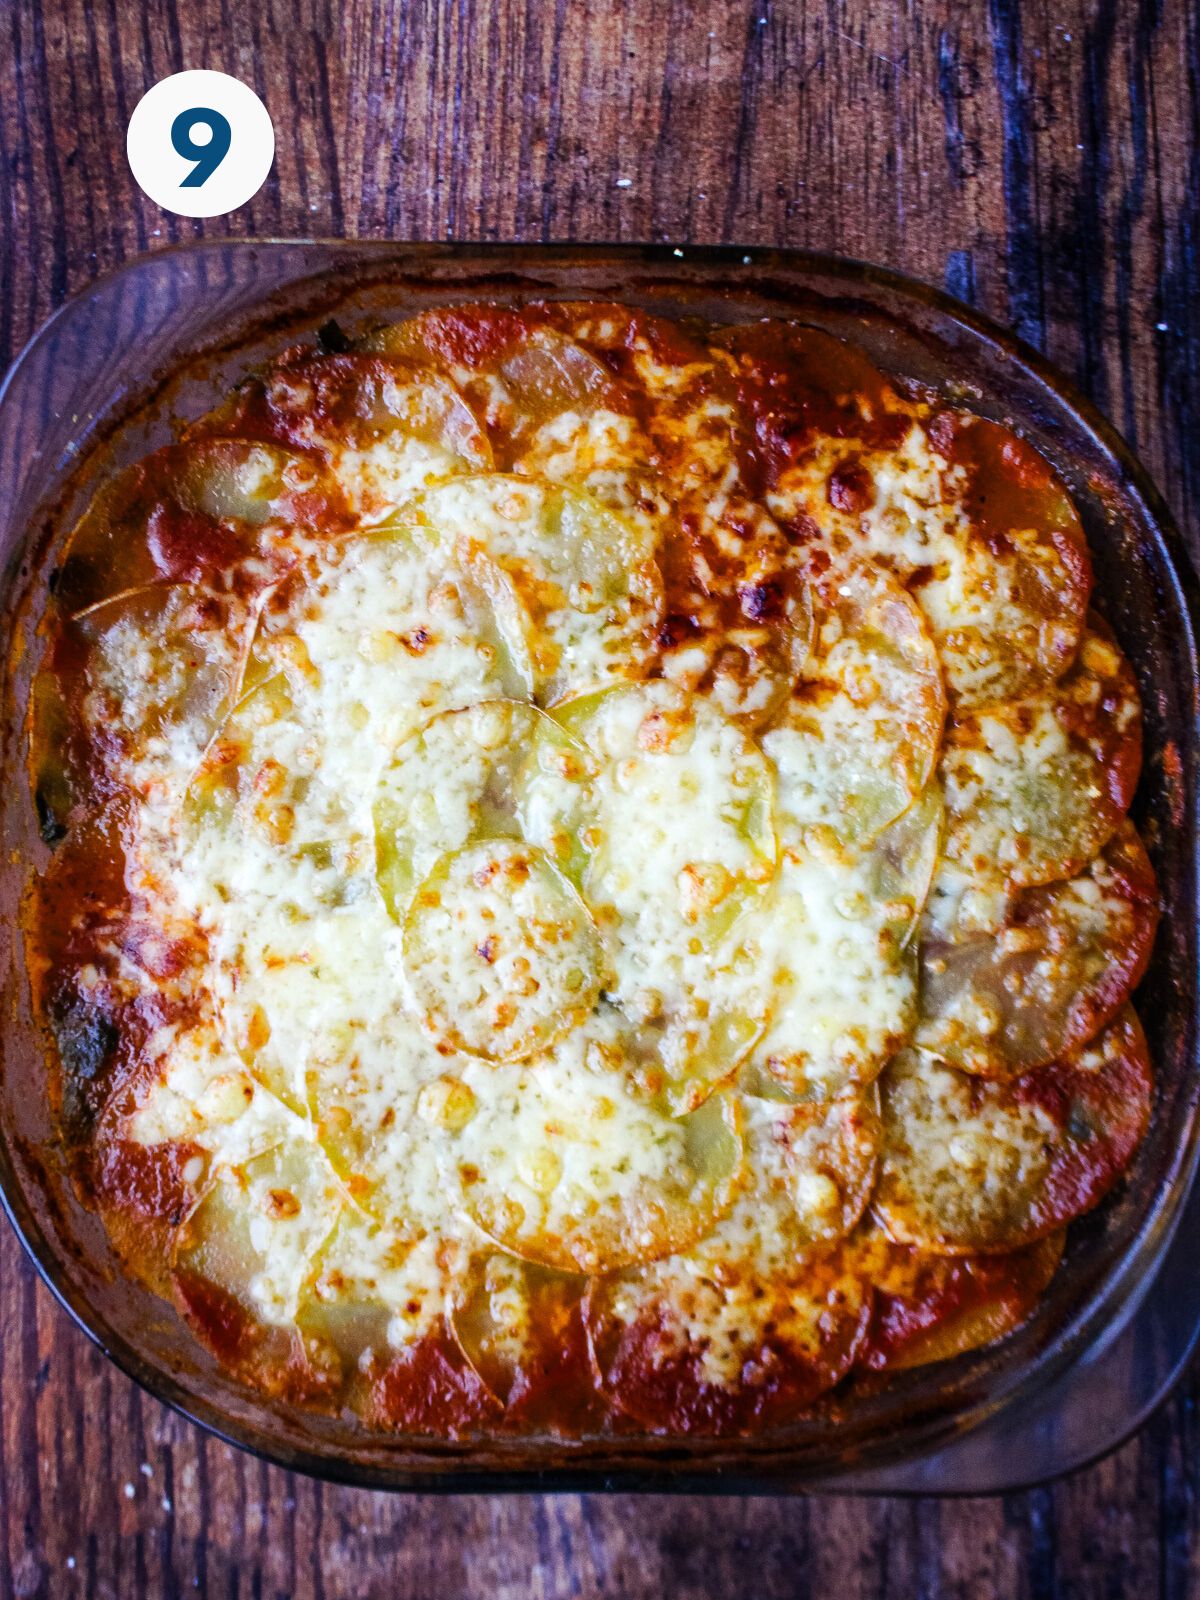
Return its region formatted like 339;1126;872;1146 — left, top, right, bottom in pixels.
0;0;1197;1595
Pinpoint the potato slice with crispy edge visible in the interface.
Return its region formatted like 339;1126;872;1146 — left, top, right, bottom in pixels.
925;411;1092;709
54;438;342;616
752;392;1092;710
295;1209;502;1434
938;617;1141;896
450;1049;744;1274
711;318;914;453
918;820;1158;1078
583;1091;879;1435
170;1135;344;1360
585;1246;869;1436
363;308;634;448
400;839;604;1063
853;1225;1065;1372
171;1268;342;1407
357;1330;502;1436
874;1007;1152;1254
185;349;493;522
449;1254;603;1431
764;551;945;849
721;323;1092;708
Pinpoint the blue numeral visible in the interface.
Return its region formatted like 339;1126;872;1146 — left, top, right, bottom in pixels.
171;107;232;188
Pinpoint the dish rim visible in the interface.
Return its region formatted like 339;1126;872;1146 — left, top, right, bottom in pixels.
0;237;1197;1495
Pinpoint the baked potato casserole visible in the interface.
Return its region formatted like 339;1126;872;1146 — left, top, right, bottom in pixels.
25;302;1156;1437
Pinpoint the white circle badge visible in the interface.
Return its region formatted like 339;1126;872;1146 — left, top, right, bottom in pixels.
127;70;274;219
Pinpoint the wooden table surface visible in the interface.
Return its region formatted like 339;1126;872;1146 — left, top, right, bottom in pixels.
1;1;1198;1595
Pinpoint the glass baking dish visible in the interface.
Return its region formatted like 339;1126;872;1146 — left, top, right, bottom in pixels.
0;242;1196;1495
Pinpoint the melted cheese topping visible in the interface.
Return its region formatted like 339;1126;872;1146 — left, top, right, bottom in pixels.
875;1052;1058;1251
34;305;1150;1431
770;421;1084;710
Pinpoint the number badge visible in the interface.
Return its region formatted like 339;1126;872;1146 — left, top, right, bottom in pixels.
127;70;274;219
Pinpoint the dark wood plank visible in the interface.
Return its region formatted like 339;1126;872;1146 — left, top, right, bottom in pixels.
0;0;1197;1595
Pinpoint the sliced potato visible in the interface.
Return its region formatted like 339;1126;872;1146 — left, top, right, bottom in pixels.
583;1092;877;1434
704;565;819;734
372;699;594;919
548;300;789;554
300;1202;499;1434
401;839;603;1063
372;304;641;440
362;304;534;375
184;672;307;846
558;304;824;692
500;332;658;513
545;302;808;722
765;555;945;847
875;1007;1152;1253
764;418;958;572
366;310;622;434
300;1211;448;1356
925;413;1092;708
734;1089;882;1259
365;311;661;512
872;782;945;945
217;899;405;1120
126;1024;301;1173
305;1219;499;1433
711;319;910;452
649;550;817;736
854;1225;1065;1372
485;325;625;438
295;515;539;719
171;1136;344;1325
188;351;492;521
918;821;1158;1077
450;1253;600;1429
744;786;941;1100
213;910;455;1227
761;409;1093;710
211;520;539;796
939;620;1141;895
557;680;777;942
378;475;662;703
189;521;540;858
448;1028;744;1273
554;681;777;1107
585;1247;868;1436
182;674;408;1118
56;438;325;615
72;582;252;784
